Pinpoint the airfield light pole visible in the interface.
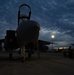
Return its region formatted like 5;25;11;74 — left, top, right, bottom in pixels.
51;35;55;52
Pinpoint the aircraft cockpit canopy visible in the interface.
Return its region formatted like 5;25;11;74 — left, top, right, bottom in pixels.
18;4;31;21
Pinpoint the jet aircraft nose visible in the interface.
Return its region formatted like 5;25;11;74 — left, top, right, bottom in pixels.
16;20;40;46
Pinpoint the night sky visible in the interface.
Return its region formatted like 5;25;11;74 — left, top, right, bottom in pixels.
0;0;74;48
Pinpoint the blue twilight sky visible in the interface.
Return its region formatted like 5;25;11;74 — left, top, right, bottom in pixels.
0;0;74;48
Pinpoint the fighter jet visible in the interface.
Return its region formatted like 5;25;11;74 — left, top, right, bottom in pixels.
17;4;40;61
4;4;40;61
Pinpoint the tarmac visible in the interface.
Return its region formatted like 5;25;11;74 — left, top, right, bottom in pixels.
0;52;74;75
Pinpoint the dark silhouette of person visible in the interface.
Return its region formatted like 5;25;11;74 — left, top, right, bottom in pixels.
68;46;73;58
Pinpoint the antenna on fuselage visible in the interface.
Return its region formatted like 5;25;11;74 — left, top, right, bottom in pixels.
18;4;31;26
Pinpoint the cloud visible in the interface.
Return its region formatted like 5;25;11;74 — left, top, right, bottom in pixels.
0;0;74;48
39;27;74;47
